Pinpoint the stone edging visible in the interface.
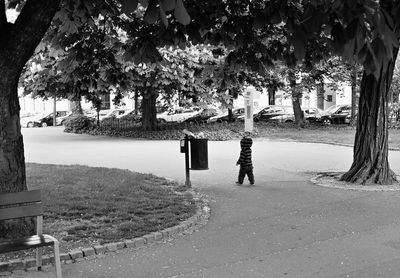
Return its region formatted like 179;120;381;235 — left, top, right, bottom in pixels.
0;189;210;275
310;172;400;191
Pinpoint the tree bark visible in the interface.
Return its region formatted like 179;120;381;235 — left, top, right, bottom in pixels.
351;65;358;121
0;0;60;238
288;69;304;127
141;87;158;130
340;49;399;185
134;90;139;115
268;86;276;105
68;97;83;116
0;75;26;192
227;98;234;122
316;82;325;110
0;0;60;194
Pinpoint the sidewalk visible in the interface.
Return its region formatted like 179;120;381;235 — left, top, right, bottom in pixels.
9;129;400;277
9;170;400;278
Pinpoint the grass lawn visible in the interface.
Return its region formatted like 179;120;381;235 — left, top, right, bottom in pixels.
1;163;196;261
254;123;400;149
84;120;400;149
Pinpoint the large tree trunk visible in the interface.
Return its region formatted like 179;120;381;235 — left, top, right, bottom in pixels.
141;87;158;130
68;98;83;115
0;0;60;238
0;0;60;193
0;76;26;193
288;69;304;127
340;49;399;185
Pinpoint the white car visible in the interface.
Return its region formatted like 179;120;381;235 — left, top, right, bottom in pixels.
157;107;200;123
96;109;129;121
20;113;45;128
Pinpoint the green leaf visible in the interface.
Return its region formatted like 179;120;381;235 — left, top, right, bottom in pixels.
160;0;175;11
159;5;168;27
174;0;191;25
121;0;138;14
139;0;149;6
144;0;159;24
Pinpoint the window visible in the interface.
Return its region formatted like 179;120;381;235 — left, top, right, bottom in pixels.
327;95;333;102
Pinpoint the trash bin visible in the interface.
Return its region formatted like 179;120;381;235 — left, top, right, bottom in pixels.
190;138;208;170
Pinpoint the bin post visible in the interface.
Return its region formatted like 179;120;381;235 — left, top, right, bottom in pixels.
184;135;191;187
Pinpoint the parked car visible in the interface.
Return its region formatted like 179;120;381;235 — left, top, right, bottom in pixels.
102;109;130;120
184;108;219;124
318;104;352;125
207;108;245;123
117;109;142;122
22;111;70;127
254;105;294;122
157;107;200;123
303;107;323;123
21;113;45;128
57;111;72;125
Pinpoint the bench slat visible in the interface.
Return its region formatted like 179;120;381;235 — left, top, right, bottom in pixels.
0;235;55;253
0;204;43;221
0;190;41;206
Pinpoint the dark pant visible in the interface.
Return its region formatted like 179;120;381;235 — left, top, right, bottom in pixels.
238;166;255;184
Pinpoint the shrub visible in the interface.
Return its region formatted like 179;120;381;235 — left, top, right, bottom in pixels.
64;115;95;133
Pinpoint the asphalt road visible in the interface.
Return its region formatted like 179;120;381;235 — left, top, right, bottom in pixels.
9;127;400;278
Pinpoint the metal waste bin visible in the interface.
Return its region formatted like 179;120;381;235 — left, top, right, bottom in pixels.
190;138;208;170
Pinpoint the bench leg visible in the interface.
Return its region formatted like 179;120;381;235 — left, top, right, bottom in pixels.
36;247;42;271
53;240;62;278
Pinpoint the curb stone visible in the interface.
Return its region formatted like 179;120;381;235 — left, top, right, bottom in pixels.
311;172;400;191
0;189;210;275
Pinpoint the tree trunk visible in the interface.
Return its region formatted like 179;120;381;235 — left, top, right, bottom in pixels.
268;86;276;105
0;0;60;238
53;97;57;126
0;77;26;193
0;0;60;193
288;69;304;127
316;82;325;110
351;65;358;121
141;87;158;130
68;98;83;115
227;98;234;122
340;49;399;185
134;90;139;115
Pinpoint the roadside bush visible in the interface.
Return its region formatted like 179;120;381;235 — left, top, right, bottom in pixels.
83;121;244;140
64;115;95;133
66;119;361;140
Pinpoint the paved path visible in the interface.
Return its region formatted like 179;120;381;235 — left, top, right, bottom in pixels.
10;127;400;277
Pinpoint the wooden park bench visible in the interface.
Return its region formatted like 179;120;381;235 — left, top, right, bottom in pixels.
0;189;62;277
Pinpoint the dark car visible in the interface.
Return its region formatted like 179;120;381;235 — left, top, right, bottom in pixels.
207;108;245;123
25;111;69;127
254;106;294;122
303;107;323;123
318;104;352;125
185;108;218;124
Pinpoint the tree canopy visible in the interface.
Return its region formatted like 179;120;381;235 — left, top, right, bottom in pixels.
1;0;400;198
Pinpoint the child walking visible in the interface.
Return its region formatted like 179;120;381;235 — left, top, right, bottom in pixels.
236;132;255;185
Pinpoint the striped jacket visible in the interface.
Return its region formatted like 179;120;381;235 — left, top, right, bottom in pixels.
237;137;253;167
